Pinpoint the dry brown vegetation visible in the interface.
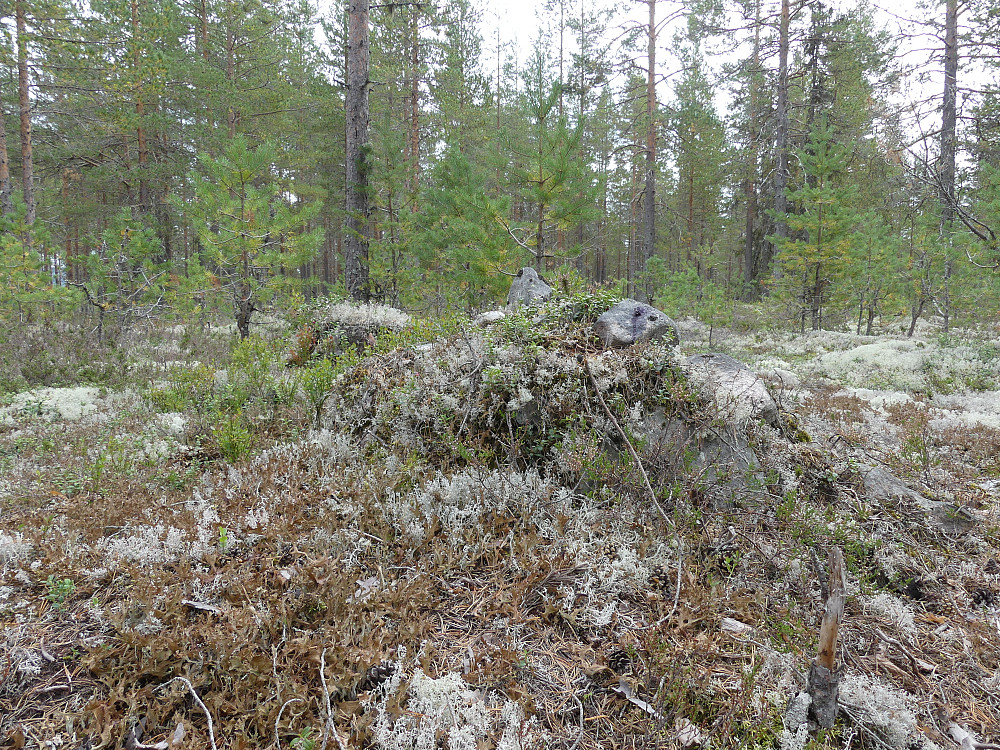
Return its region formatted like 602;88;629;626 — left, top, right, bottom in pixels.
2;302;999;750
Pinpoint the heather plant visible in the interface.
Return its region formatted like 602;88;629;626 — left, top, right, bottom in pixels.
0;321;125;394
289;296;425;363
147;363;218;414
228;334;278;402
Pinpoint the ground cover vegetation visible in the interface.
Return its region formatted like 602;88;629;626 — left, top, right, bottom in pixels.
1;297;999;749
2;0;1000;746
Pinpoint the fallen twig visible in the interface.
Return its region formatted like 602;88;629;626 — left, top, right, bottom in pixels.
275;697;303;750
873;627;922;674
160;677;217;750
319;649;333;750
668;538;684;620
568;693;584;750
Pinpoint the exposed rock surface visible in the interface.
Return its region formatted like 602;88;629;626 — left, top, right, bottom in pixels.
683;352;780;427
860;464;924;504
505;268;553;311
860;464;981;534
593;300;679;348
638;407;758;489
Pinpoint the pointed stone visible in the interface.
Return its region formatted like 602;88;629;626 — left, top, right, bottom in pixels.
505;267;553;312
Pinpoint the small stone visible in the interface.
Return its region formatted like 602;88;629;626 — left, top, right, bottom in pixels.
473;310;506;326
720;617;753;636
593;299;679;348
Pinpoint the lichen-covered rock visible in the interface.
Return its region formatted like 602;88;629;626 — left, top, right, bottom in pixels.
593;300;679;348
683;352;779;427
505;267;553;311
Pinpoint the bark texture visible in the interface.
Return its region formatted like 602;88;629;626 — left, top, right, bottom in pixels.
642;0;657;303
345;0;371;302
0;94;12;218
771;0;791;271
808;547;845;729
16;0;35;237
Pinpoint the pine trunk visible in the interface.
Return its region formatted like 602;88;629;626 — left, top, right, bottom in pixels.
0;93;12;218
939;0;958;333
408;9;420;210
345;0;371;302
771;0;791;273
15;0;35;239
642;0;656;303
742;0;762;300
132;0;150;212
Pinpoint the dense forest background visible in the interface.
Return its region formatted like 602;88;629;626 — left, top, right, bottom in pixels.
1;0;999;334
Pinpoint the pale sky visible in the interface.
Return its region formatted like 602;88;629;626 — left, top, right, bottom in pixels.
476;0;952;137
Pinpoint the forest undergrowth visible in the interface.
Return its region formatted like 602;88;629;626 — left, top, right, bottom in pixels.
1;299;998;750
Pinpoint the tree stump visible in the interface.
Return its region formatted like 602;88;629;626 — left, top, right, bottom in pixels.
808;547;845;729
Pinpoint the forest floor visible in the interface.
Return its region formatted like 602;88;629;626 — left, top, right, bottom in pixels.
1;305;998;750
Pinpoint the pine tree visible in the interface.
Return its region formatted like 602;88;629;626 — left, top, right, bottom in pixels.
668;42;729;277
179;137;321;338
770;119;860;330
503;38;599;274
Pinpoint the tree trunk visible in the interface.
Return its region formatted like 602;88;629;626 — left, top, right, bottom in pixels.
0;92;12;218
345;0;371;302
15;0;35;240
742;0;761;300
642;0;657;303
408;8;420;210
62;169;71;284
628;158;639;297
939;0;958;333
807;547;845;729
200;0;209;60
132;0;150;212
770;0;791;275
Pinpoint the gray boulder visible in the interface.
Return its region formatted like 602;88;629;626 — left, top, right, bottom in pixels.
593;300;679;348
506;267;553;311
683;352;780;427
